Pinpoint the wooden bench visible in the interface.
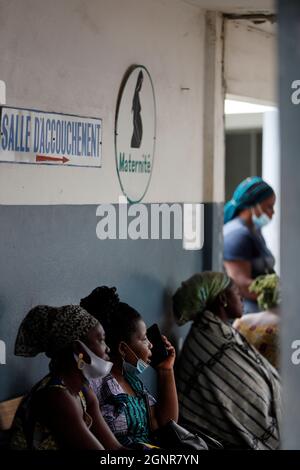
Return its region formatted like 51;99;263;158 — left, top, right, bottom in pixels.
0;396;23;448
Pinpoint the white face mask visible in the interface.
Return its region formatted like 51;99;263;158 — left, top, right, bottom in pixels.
74;340;113;381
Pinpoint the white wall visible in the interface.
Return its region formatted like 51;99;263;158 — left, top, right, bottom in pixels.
225;112;263;130
0;0;209;205
224;20;277;105
262;109;280;273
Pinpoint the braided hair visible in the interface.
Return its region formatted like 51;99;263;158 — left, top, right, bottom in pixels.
80;286;142;354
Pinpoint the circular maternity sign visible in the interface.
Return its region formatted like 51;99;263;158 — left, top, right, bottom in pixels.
115;65;156;203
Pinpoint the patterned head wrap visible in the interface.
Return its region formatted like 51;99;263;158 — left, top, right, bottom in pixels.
224;176;274;224
172;272;231;325
15;305;98;358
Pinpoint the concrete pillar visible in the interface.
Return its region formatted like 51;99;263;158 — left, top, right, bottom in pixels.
278;0;300;450
202;11;225;271
262;110;280;273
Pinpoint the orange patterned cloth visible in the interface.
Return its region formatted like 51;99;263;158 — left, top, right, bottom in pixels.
233;312;279;369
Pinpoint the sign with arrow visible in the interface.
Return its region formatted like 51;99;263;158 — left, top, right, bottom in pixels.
0;106;102;167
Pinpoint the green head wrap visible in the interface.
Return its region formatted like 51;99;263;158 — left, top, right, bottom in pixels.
173;272;231;325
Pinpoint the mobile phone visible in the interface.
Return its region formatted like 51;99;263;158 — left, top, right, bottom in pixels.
146;323;169;367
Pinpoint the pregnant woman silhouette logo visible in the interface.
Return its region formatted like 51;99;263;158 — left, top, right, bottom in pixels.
131;70;144;148
115;65;156;203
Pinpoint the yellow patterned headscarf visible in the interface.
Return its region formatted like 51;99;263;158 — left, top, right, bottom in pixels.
15;305;98;358
173;272;231;325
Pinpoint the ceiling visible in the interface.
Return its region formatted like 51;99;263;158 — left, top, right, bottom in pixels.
182;0;275;15
182;0;276;35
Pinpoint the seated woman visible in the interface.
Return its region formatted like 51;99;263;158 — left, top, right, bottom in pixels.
233;274;280;369
80;286;178;448
172;272;281;450
11;304;124;450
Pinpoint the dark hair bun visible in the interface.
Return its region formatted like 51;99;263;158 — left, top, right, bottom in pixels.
80;286;119;326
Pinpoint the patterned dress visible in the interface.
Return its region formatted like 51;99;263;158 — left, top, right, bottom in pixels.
91;372;156;448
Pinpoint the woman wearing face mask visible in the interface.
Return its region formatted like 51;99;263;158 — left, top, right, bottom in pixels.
223;176;276;313
10;305;125;450
80;286;178;448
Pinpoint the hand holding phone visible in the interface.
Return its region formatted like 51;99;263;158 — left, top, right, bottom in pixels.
146;323;169;368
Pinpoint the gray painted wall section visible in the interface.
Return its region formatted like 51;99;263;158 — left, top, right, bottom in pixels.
278;0;300;450
203;202;224;272
0;203;221;401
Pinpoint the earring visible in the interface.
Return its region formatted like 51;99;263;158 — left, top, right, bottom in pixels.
77;353;85;370
223;301;228;308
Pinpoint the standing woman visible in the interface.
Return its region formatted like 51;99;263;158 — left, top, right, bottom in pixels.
130;70;144;148
224;176;276;313
10;305;124;450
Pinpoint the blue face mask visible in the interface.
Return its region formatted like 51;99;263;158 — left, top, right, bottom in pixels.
122;344;149;375
123;358;149;375
136;358;149;374
252;205;271;229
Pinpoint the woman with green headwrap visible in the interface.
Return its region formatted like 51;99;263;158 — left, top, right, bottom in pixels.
173;272;281;450
233;274;280;369
224;176;276;313
10;305;125;450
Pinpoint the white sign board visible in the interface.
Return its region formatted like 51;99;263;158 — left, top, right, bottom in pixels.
0;106;102;167
115;66;156;203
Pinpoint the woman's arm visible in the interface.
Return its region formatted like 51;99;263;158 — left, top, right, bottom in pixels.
152;336;178;427
224;260;257;301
